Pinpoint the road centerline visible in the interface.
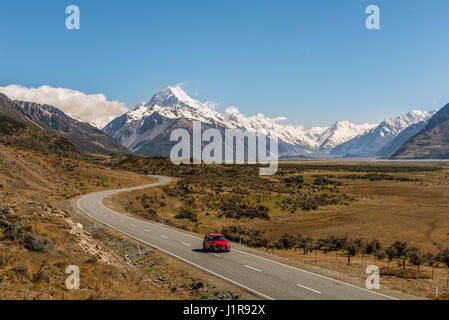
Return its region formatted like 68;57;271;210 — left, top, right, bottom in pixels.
297;284;321;294
244;265;262;272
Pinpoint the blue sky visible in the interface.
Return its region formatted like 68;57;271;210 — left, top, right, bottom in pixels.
1;0;448;126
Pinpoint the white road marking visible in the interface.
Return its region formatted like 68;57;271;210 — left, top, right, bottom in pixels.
209;253;220;257
160;235;168;238
297;284;321;294
182;242;191;246
120;220;124;223
144;229;151;232
130;223;136;227
244;265;262;272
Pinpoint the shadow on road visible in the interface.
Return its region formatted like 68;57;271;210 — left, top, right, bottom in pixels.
192;249;210;253
192;249;229;254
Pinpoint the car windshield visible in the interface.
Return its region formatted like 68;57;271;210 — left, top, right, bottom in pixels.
212;235;226;241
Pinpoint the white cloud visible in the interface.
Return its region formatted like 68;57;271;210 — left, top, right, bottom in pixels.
0;84;129;128
272;116;287;122
224;106;240;114
203;101;219;110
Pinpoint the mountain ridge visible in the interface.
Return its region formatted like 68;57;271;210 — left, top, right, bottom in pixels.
390;103;449;159
329;110;433;158
12;100;129;155
103;86;377;157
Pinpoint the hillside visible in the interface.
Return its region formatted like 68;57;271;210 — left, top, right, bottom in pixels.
0;93;88;159
12;100;129;155
391;103;449;159
377;120;428;158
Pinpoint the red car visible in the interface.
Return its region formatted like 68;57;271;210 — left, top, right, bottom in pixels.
203;233;231;252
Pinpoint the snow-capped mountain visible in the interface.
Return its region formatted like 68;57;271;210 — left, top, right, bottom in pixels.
316;121;377;152
330;110;434;157
103;86;377;157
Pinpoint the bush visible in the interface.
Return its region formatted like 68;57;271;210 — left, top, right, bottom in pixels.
0;255;12;268
33;271;50;283
340;173;413;182
220;225;268;247
3;221;50;252
312;175;341;186
380;267;430;279
21;231;50;252
296;234;313;254
364;239;382;255
438;249;449;268
407;247;423;269
13;264;28;275
283;175;304;187
218;195;270;220
277;233;296;249
175;206;198;222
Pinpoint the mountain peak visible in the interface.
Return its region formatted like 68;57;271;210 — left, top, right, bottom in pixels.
148;85;205;110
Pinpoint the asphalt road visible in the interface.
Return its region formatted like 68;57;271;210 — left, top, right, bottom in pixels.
77;175;397;300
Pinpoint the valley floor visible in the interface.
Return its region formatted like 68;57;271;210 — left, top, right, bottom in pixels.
105;159;449;299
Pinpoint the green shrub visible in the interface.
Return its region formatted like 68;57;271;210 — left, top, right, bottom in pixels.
220;225;268;247
175;206;198;222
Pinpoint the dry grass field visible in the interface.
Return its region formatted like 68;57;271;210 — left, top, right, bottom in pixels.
108;160;449;251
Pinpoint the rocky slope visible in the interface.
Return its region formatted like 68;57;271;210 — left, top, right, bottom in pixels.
377;120;429;158
391;103;449;159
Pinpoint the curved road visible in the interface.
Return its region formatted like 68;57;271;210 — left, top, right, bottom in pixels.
77;175;397;300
